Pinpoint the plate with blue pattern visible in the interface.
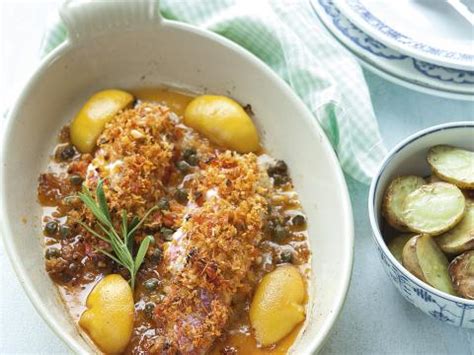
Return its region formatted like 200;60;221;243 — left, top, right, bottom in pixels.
310;0;474;100
333;0;474;71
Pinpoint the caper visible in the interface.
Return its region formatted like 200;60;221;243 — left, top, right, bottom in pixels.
59;225;71;239
182;148;196;159
69;174;83;185
144;302;155;318
186;154;199;166
291;214;306;227
157;197;170;211
273;174;289;186
174;188;188;205
60;145;76;161
176;160;191;174
45;247;60;260
144;302;155;312
272;224;288;242
274;160;288;173
144;278;160;290
183;148;199;166
268;160;289;186
160;227;175;241
280;250;293;263
44;221;58;235
267;160;288;176
151;248;163;263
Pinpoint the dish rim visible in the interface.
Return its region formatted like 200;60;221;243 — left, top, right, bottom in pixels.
368;121;474;306
0;16;354;355
333;0;474;71
309;0;474;101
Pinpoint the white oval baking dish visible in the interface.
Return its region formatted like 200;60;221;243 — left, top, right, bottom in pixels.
0;0;354;353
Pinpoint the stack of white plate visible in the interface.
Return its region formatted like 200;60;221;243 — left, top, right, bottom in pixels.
311;0;474;100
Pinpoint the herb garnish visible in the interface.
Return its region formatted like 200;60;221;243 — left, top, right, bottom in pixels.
78;179;158;290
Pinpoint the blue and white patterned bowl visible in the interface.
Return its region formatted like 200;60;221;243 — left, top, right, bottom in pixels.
369;122;474;328
310;0;474;100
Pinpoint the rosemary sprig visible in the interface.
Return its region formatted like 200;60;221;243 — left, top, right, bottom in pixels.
78;179;158;290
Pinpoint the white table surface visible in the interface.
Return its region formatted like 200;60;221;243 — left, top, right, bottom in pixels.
1;1;473;354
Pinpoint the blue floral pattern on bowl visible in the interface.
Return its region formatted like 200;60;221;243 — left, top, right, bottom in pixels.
316;0;474;85
375;244;474;327
413;60;474;84
317;0;407;60
343;0;474;64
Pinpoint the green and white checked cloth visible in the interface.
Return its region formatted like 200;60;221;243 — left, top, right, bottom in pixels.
41;0;386;184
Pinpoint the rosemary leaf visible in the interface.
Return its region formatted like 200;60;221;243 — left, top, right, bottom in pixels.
121;210;128;241
78;186;109;227
135;236;154;273
78;179;157;291
127;206;159;238
129;216;140;232
78;222;109;243
96;180;112;226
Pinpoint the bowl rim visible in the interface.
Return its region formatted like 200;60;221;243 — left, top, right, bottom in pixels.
0;17;354;355
368;120;474;305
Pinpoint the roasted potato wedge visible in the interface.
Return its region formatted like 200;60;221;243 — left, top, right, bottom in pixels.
437;199;474;255
388;233;414;263
401;182;466;235
449;250;474;299
402;235;425;281
416;234;456;295
427;145;474;189
383;176;426;231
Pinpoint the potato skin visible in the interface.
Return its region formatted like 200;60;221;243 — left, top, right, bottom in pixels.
388;234;414;263
382;176;426;231
449;251;474;300
416;234;456;295
402;235;425;281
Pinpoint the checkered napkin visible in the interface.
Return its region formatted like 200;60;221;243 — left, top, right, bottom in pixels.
41;0;387;184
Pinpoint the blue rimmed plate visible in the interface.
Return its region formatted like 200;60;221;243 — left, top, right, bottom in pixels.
310;0;474;100
333;0;474;71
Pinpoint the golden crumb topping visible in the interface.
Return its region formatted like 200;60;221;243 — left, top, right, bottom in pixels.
153;153;270;353
39;100;310;355
74;103;272;353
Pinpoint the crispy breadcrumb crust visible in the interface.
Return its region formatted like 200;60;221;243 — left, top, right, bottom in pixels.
152;153;269;354
81;103;270;353
39;102;310;355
